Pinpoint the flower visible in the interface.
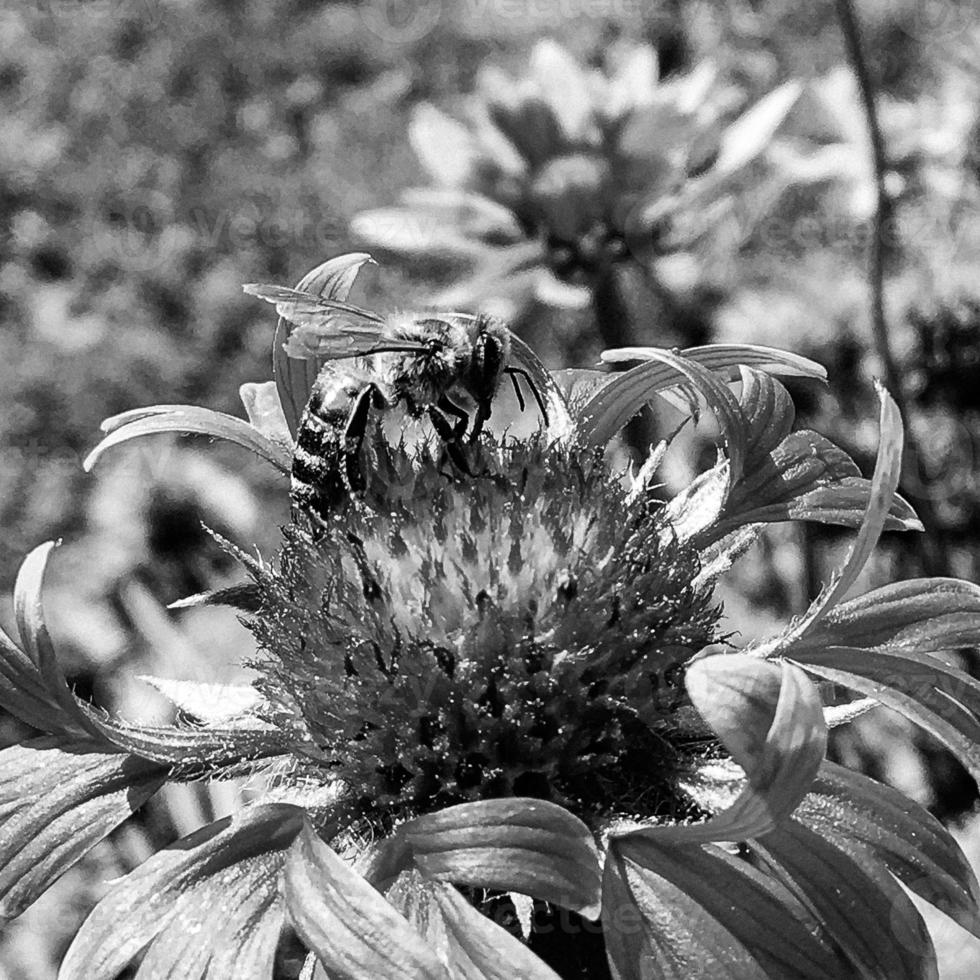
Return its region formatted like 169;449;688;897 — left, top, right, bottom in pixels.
350;40;805;334
4;255;980;979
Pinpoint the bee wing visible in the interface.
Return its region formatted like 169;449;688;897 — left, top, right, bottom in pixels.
244;283;426;360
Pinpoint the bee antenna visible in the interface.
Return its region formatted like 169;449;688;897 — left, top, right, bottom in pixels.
505;367;549;427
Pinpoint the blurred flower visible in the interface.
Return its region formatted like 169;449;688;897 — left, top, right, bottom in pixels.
3;256;979;978
351;40;804;329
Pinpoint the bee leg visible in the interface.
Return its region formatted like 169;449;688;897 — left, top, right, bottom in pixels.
507;371;527;412
467;398;493;443
342;384;377;493
427;406;475;477
436;395;471;441
505;367;550;428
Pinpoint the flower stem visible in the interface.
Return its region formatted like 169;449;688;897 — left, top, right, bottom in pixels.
591;264;653;461
835;0;945;576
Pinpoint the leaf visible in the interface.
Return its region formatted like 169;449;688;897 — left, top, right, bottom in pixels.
60;804;306;980
579;349;748;498
85;407;291;474
797;762;980;940
756;383;907;655
599;344;827;382
389;872;562;980
400;798;601;919
624;658;825;844
410;104;480;187
790;645;980;782
284;821;449;980
753;820;938;980
272;253;374;437
602;836;849;980
790;578;980;655
0;738;165;920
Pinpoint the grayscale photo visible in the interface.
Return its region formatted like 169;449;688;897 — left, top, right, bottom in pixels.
1;1;980;977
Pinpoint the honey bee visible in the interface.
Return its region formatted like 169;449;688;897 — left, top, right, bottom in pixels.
244;283;549;522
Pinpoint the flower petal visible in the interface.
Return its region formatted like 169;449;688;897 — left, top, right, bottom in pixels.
239;380;292;445
756;382;906;654
790;578;980;655
626;657;826;843
798;762;980;940
61;804;305;980
14;543;112;742
84;407;292;474
284;821;449;980
0;738;165;920
390;872;562;980
400;798;601;919
753;820;938;980
602;836;847;980
789;645;980;783
273;252;375;437
410;103;480;187
529;40;593;141
579;348;748;496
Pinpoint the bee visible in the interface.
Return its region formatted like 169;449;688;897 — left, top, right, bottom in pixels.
244;283;549;522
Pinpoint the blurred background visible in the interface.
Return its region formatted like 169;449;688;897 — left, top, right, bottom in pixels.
1;0;980;975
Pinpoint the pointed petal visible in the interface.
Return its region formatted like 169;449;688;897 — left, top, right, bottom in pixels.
754;820;938;980
756;383;906;654
599;344;827;382
0;739;164;920
790;645;980;783
273;253;374;437
602;836;848;980
85;407;292;474
390;872;562;980
137;677;264;726
624;657;825;844
579;349;748;497
791;578;980;655
529;40;593;141
61;804;305;980
239;380;292;445
410;104;480;187
284;822;449;980
14;543;110;742
798;762;980;940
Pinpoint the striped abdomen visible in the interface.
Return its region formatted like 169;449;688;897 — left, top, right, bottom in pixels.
290;370;365;523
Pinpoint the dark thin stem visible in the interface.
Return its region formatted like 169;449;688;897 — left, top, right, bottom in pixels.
835;0;945;576
591;265;653;460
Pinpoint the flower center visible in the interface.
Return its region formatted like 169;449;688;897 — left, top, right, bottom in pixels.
251;437;721;827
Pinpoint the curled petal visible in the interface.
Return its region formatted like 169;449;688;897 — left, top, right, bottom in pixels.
85;407;292;474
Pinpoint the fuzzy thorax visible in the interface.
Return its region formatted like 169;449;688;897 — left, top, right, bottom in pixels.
252;436;721;826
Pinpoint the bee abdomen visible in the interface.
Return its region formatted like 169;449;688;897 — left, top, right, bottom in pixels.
290;381;363;524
